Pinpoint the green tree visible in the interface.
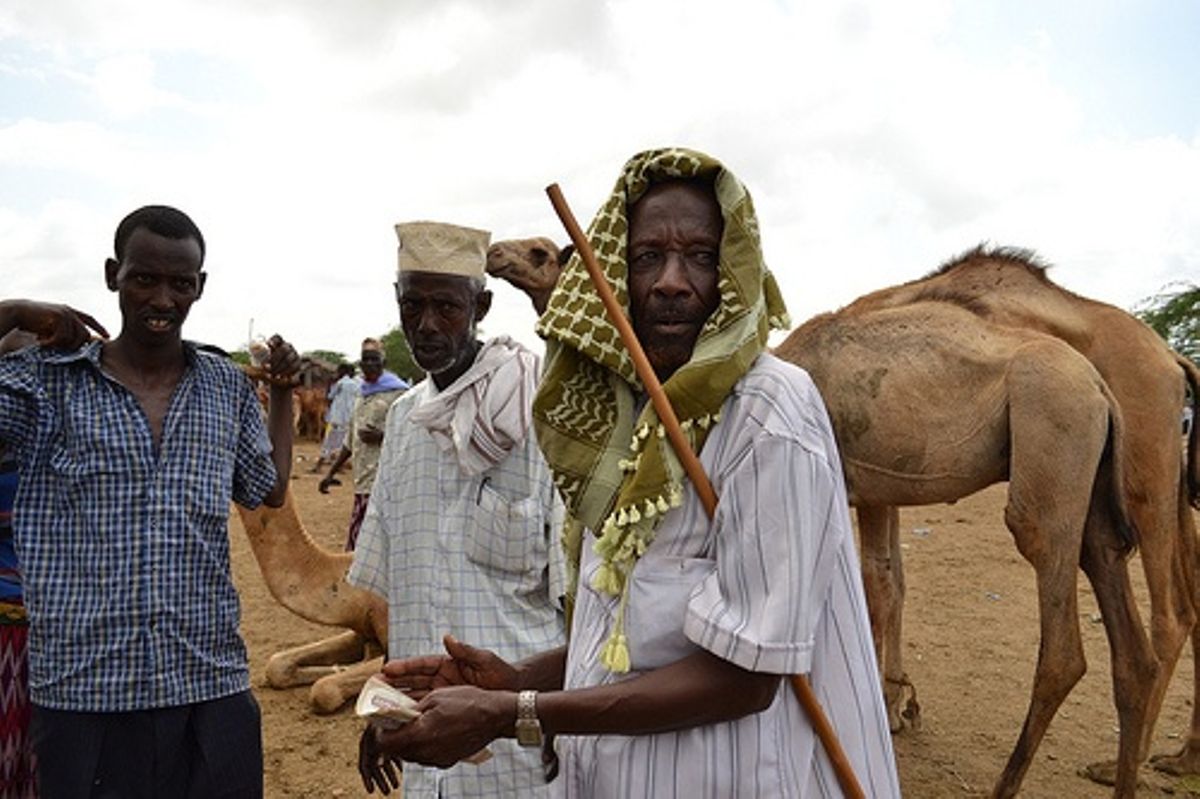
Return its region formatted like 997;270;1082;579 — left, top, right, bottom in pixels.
379;326;423;383
229;349;251;366
1135;282;1200;362
304;349;349;366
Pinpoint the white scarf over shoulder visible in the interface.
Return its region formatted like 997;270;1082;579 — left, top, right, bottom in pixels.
407;335;539;476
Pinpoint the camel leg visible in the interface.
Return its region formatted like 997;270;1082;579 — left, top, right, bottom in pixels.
1149;482;1200;775
265;629;370;688
990;347;1105;798
857;505;918;731
1075;470;1159;797
310;656;386;714
1127;463;1195;761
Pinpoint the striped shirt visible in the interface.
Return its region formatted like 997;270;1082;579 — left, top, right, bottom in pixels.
554;354;901;799
0;341;276;712
349;356;567;798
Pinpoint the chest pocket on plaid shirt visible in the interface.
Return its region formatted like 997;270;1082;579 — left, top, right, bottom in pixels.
465;480;544;575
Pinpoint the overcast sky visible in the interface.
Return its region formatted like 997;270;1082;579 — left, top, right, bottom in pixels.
3;0;1198;360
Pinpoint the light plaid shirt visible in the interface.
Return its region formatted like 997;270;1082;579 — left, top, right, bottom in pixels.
0;341;276;711
349;358;567;798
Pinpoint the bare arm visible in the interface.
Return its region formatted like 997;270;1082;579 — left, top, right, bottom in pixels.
260;334;300;507
374;641;778;768
319;446;352;493
0;299;108;348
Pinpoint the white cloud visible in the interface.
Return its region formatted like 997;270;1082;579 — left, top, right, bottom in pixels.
1;0;1197;360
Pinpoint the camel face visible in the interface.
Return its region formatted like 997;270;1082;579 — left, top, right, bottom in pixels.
486;238;564;316
485;238;562;294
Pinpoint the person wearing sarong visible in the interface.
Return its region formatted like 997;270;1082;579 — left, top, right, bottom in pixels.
0;329;37;798
350;221;566;797
363;149;900;798
319;339;407;550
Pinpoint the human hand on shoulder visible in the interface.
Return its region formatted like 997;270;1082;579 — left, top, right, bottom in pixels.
0;299;108;350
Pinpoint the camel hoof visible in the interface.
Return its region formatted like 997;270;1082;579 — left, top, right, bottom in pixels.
1150;745;1200;777
1078;759;1117;787
310;679;352;715
885;676;921;732
265;654;300;689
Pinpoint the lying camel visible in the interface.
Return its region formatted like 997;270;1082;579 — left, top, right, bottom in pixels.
840;245;1200;787
235;492;388;713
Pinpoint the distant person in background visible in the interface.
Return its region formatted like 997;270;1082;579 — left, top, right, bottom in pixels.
314;363;360;472
0;328;38;798
319;339;408;550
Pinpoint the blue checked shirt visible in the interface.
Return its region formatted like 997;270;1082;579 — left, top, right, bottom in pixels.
0;340;277;711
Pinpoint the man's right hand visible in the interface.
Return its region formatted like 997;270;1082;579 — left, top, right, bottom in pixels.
0;299;108;350
381;634;518;699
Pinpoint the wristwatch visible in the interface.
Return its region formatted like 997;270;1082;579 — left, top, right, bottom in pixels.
515;689;543;748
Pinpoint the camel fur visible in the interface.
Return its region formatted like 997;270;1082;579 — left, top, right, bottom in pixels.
836;246;1200;790
235;492;387;713
487;236;1198;798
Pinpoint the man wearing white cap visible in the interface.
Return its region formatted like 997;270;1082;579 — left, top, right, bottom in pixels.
350;221;566;797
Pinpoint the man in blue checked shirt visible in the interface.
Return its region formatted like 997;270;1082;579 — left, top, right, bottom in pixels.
0;204;300;798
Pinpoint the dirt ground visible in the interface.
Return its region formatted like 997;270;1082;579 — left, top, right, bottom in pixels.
233;441;1200;798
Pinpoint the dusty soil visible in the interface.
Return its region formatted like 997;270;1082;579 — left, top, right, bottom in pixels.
234;441;1200;798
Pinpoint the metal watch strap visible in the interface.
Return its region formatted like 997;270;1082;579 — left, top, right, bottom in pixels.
515;689;543;747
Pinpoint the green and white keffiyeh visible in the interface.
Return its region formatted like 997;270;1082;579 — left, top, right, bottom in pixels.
533;147;790;671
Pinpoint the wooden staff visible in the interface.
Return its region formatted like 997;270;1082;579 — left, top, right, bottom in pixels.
546;183;867;799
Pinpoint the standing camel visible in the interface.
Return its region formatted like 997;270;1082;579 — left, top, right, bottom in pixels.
840;246;1200;785
775;301;1151;798
487;237;1191;797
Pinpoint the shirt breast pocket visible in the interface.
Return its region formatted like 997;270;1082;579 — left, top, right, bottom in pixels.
465;480;544;575
626;555;716;671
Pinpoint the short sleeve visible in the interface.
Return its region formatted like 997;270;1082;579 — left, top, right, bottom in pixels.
683;432;848;675
230;376;277;509
0;351;40;454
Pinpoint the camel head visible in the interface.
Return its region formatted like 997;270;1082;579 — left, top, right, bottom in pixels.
486;237;569;315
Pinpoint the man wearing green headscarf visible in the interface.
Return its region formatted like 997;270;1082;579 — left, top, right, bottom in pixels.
367;148;900;798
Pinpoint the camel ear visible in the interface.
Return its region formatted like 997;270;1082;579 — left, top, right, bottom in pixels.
557;244;575;267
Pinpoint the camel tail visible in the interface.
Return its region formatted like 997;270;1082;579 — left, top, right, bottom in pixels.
1178;353;1200;509
1100;380;1139;553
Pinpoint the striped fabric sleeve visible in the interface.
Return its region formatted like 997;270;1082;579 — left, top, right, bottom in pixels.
683;433;843;676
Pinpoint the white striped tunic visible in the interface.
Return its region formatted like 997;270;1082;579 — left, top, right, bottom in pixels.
553;354;900;798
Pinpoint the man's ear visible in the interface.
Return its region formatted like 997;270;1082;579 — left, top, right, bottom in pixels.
195;271;207;300
104;258;120;291
475;289;492;322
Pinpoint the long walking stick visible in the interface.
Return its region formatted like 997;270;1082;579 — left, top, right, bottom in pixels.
546;183;867;799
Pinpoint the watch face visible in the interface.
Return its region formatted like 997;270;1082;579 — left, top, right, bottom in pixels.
516;719;543;747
